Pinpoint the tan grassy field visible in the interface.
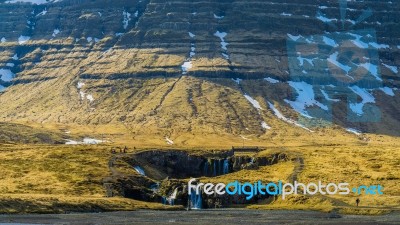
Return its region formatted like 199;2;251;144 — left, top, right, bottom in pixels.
0;144;183;213
0;126;398;214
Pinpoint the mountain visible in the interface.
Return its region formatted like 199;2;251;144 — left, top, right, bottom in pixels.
0;0;399;146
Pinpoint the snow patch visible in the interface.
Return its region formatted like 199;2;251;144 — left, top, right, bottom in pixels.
369;42;389;49
244;94;263;110
214;14;224;19
165;137;174;145
268;101;313;132
346;128;361;136
214;31;228;50
65;138;104;145
18;35;30;44
328;52;352;75
281;12;292;16
359;62;381;81
321;89;339;102
285;81;328;118
181;61;192;74
86;94;94;102
261;121;271;130
348;86;375;116
123;10;131;30
348;33;369;49
264;77;280;84
83;138;103;144
379;87;395;96
134;166;146;176
323;36;338;47
36;8;47;16
317;13;337;23
297;55;315;67
52;29;60;37
382;63;398;74
0;69;15;82
77;82;85;89
6;0;56;4
190;47;196;57
287;34;302;41
232;78;241;85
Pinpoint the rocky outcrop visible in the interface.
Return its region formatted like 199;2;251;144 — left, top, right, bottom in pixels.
126;150;289;180
105;150;289;207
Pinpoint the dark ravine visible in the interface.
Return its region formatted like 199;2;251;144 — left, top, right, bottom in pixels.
105;150;290;209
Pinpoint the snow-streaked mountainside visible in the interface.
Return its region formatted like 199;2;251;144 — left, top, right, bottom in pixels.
0;0;399;141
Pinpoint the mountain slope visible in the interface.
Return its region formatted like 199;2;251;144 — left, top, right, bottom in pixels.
0;0;399;145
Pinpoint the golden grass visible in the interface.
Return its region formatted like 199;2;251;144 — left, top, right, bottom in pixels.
0;194;180;214
0;124;398;215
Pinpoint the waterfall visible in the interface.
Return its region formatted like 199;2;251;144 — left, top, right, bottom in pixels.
134;166;145;176
203;161;209;176
190;188;203;209
167;188;178;206
150;183;160;193
223;159;229;174
204;158;232;177
213;159;217;177
220;159;224;175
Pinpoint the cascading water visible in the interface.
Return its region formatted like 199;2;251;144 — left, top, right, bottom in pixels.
190;188;203;209
167;188;178;206
221;159;226;175
150;183;160;193
206;158;231;177
161;196;167;205
134;166;146;176
203;161;209;176
250;157;255;164
213;159;217;177
223;159;229;174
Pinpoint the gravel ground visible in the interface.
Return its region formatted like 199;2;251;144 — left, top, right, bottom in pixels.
0;209;399;225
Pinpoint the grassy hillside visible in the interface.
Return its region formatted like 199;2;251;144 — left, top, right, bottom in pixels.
0;122;69;144
0;0;399;136
0;144;182;213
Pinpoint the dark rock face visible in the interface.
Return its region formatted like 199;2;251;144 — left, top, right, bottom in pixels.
103;173;159;201
106;150;289;207
134;150;210;179
128;150;289;179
